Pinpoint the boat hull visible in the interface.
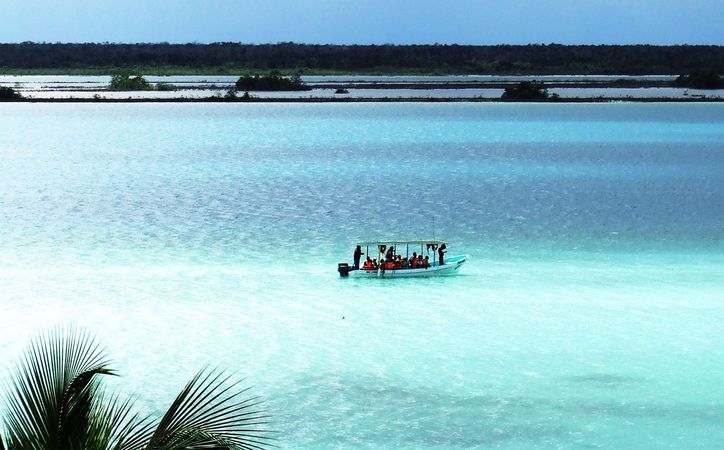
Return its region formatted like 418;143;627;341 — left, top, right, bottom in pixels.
347;255;468;278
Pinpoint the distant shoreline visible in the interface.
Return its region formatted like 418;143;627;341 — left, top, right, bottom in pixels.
4;97;722;103
2;43;722;76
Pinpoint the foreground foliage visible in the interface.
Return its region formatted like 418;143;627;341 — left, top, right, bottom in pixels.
0;327;271;450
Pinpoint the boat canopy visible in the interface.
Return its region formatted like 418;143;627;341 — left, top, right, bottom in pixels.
356;239;446;246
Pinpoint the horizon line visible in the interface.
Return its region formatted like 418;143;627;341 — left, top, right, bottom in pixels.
2;41;723;47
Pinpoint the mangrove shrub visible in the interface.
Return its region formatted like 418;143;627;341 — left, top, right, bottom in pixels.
501;81;555;100
0;86;22;100
109;72;151;90
235;71;309;91
673;71;724;89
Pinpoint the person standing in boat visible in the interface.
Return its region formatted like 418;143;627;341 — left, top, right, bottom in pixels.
438;243;447;266
353;245;363;269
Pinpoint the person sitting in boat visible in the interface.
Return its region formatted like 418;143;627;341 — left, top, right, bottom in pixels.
363;257;374;271
422;255;430;268
410;252;418;269
401;257;409;269
385;259;394;270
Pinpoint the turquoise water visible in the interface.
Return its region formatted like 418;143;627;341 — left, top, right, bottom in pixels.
0;103;722;448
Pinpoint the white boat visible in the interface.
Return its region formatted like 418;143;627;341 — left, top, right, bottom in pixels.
338;240;468;278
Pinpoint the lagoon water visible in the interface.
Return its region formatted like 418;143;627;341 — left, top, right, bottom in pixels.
0;103;723;448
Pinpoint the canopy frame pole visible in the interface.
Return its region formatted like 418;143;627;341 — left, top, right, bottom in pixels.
377;246;382;276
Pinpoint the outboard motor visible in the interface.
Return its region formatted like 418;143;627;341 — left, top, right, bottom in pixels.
338;263;350;277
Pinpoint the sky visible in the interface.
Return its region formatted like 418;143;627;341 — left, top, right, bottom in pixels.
2;0;722;45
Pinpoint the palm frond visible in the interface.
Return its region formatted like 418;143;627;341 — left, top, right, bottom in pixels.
142;368;273;450
1;326;118;450
1;329;274;450
84;390;155;450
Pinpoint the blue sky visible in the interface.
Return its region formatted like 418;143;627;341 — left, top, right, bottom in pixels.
3;0;722;44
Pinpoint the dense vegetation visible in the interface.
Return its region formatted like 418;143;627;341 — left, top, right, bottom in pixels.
0;86;22;100
235;71;309;90
0;43;721;75
673;71;724;89
501;81;555;100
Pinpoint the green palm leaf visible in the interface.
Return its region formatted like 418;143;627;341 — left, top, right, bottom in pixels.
139;368;273;450
1;326;133;450
1;328;273;450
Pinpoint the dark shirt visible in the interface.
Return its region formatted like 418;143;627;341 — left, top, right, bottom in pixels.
385;247;394;261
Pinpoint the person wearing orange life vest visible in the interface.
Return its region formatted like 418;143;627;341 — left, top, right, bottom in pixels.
410;252;418;269
422;255;430;268
363;257;373;270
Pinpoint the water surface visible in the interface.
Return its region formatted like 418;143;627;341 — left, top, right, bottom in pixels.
0;103;722;449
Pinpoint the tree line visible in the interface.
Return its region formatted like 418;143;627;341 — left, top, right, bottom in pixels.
0;43;721;74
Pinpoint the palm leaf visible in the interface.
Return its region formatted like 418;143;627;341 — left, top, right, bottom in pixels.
139;368;273;450
85;390;155;450
1;329;274;450
1;326;121;450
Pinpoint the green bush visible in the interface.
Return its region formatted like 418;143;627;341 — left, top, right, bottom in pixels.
235;70;310;91
673;71;723;89
0;86;22;100
109;72;151;90
501;81;554;100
